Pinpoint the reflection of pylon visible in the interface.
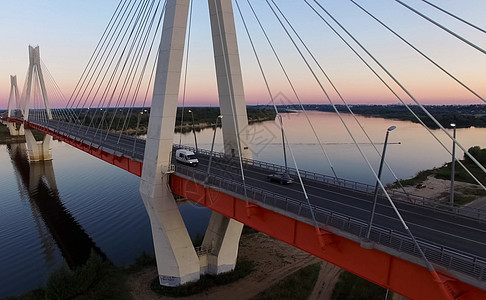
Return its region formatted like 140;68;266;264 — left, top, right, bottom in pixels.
24;46;52;121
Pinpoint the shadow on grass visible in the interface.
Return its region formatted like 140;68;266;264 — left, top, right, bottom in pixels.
252;262;321;300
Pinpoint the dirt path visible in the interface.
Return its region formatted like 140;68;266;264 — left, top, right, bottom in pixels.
308;262;343;300
128;232;341;300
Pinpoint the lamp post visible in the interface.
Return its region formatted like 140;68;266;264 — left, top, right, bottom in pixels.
205;115;223;184
276;114;288;172
365;125;396;240
188;109;198;153
450;123;456;207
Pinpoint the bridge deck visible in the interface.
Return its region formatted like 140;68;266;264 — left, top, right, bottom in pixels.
12;117;486;291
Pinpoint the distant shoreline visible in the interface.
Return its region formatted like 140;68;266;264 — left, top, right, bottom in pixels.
301;104;486;129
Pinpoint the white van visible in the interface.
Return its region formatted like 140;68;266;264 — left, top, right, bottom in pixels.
175;149;199;166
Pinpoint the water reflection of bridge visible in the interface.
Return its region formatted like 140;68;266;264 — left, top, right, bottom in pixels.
7;143;106;268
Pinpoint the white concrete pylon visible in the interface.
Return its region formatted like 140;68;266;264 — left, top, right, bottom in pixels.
6;75;24;136
8;75;20;118
200;0;251;276
142;0;254;285
140;0;200;287
209;0;252;160
24;46;53;121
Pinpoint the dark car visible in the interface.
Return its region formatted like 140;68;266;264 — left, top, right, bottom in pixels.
267;172;294;184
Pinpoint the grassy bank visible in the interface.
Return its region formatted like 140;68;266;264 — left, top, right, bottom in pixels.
331;271;392;300
392;155;486;205
5;252;132;300
252;263;321;300
397;160;486;188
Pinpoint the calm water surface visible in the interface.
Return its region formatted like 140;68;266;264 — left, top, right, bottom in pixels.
1;111;485;298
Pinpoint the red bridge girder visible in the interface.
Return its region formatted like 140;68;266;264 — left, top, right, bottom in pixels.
22;121;143;177
171;175;486;300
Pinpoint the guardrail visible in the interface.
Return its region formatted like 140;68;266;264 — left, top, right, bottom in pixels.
31;119;146;161
174;144;486;221
175;163;486;284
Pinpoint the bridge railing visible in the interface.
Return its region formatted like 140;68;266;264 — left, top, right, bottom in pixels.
174;164;486;284
174;144;486;221
33;119;146;161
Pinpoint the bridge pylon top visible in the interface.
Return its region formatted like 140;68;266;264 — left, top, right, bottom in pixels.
8;75;20;118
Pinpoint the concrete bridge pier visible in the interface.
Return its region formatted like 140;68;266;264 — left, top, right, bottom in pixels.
198;0;254;276
24;129;52;161
140;0;200;287
200;212;244;275
6;122;24;136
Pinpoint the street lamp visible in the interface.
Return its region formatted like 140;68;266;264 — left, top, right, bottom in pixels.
365;125;396;240
188;109;198;153
205;115;223;185
450;123;456;207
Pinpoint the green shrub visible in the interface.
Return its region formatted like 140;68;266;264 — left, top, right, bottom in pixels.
332;271;390;300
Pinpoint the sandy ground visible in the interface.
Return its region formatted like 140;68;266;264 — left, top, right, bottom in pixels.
128;232;342;300
390;175;485;202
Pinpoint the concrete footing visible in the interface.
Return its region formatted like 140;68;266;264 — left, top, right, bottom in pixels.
25;129;52;161
140;173;201;287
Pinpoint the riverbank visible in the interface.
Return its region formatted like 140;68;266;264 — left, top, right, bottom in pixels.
390;175;486;210
0;125;25;144
305;104;486;129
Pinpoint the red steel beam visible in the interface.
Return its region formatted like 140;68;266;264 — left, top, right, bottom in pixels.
171;175;486;300
22;121;142;177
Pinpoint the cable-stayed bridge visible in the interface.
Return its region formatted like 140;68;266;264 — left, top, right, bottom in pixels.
2;1;486;299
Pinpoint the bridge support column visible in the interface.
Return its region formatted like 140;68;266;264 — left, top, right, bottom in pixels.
6;122;24;136
200;212;243;275
25;129;52;161
6;75;24;136
198;0;253;275
140;0;200;287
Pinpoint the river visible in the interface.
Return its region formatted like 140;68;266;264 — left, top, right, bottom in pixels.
1;111;485;298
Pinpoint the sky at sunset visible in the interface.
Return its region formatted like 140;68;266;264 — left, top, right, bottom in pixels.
0;0;485;109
